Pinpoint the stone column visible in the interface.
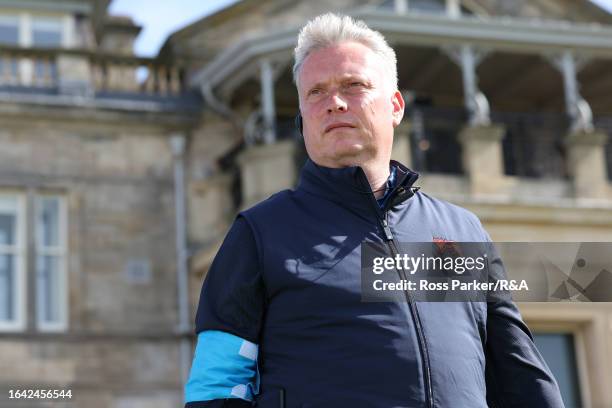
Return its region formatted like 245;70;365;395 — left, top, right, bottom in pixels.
56;54;93;97
444;44;491;127
188;173;234;244
237;140;296;209
564;130;610;199
259;58;276;144
446;0;461;18
394;0;408;14
549;50;593;133
458;124;507;195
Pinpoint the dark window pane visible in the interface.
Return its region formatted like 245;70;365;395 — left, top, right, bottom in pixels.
409;106;465;175
37;197;60;247
492;111;569;179
533;333;582;408
410;0;445;13
607;139;612;182
0;18;18;45
0;214;15;245
32;30;62;47
36;254;61;324
593;117;612;181
0;254;15;321
32;19;62;48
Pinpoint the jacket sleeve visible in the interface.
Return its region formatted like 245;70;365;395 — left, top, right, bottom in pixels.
186;399;253;408
185;216;265;408
483;239;565;408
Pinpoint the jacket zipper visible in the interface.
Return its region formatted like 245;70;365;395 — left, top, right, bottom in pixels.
359;168;433;407
381;212;434;408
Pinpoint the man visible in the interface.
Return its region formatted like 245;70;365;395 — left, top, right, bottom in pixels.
185;13;564;408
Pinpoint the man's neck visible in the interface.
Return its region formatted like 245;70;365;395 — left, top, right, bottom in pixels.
361;162;391;200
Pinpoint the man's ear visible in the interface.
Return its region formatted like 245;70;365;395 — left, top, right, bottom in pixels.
295;112;303;137
391;90;405;127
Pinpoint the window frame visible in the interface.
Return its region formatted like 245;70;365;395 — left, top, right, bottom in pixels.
523;308;600;408
0;192;27;332
532;330;584;408
0;11;73;86
0;11;72;48
34;193;68;332
30;15;65;48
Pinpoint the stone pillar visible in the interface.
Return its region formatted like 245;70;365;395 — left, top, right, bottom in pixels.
56;54;93;97
564;130;610;199
446;0;461;18
188;173;234;244
444;44;490;126
458;124;507;195
394;0;408;14
549;50;593;133
237;140;296;208
260;58;276;144
392;121;413;168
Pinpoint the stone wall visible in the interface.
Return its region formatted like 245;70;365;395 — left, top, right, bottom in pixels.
0;115;184;407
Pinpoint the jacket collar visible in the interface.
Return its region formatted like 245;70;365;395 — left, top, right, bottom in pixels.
296;158;419;217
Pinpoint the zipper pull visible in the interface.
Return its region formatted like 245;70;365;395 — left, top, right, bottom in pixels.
381;217;394;241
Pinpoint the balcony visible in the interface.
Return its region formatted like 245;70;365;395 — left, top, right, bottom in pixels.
0;46;200;112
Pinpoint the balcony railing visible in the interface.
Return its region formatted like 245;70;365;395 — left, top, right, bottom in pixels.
408;106;466;175
595;117;612;181
492;111;570;179
0;46;187;97
407;106;611;180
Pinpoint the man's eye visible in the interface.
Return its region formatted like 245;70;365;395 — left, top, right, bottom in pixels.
350;82;365;87
309;89;321;96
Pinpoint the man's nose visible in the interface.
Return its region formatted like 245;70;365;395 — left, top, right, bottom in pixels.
327;93;348;113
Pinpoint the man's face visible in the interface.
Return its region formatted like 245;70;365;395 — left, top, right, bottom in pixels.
297;41;404;168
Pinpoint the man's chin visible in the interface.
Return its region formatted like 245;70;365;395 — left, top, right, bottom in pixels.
334;143;365;156
328;148;372;167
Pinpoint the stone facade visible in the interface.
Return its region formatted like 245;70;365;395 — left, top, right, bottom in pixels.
0;110;187;406
1;0;612;407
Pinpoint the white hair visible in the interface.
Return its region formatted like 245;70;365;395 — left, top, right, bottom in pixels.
293;13;398;91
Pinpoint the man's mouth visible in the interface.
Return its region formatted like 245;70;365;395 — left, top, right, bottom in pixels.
325;123;356;133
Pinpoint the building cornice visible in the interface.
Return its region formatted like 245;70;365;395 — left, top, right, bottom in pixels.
191;9;612;93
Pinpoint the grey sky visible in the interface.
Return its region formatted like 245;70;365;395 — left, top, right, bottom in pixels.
110;0;612;57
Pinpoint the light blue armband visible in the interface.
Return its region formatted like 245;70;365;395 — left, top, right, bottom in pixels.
185;330;260;404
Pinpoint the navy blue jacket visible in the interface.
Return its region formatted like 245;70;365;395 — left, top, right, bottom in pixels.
188;159;564;408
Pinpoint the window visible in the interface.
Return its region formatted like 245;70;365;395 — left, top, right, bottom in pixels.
0;14;66;47
379;0;449;14
410;0;446;13
32;17;63;48
533;333;582;408
0;13;72;87
0;15;19;85
0;15;19;45
0;195;26;330
36;196;67;331
0;193;67;332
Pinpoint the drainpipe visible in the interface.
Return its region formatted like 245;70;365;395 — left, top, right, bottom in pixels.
170;133;191;396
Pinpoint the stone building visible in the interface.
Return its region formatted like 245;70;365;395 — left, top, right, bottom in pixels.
0;0;197;407
1;0;612;407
